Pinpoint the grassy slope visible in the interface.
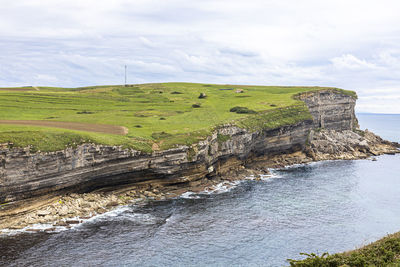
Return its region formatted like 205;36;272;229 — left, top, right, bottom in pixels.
0;83;354;152
288;232;400;266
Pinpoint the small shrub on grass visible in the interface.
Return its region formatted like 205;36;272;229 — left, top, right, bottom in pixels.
151;131;172;140
230;106;257;114
198;93;207;99
235;95;251;98
117;98;130;102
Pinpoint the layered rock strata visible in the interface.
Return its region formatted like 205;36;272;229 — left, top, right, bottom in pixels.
247;129;399;170
0;120;313;204
297;90;357;130
0;90;397;208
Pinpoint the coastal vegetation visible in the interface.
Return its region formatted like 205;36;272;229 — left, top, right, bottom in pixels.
0;83;354;152
288;232;400;266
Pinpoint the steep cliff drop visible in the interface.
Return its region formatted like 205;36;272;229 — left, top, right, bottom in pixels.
0;90;398;231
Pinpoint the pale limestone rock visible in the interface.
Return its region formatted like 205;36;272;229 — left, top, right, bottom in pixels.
37;210;51;216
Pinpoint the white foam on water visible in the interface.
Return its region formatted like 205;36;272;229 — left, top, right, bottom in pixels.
180;191;201;199
122;213;160;225
265;169;283;179
76;205;162;226
177;180;243;199
179;170;284;199
202;180;241;194
1;223;63;236
93;205;131;219
276;160;338;170
245;172;281;181
0;169;284;236
0;205;135;236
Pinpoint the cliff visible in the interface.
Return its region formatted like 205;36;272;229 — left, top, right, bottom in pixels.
0;90;397;208
297;90;357;130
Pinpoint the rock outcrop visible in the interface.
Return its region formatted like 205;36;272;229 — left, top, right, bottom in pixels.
298;90;357;130
307;129;399;161
0;90;397;207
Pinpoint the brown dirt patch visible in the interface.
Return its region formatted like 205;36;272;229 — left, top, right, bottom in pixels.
0;120;128;135
152;143;160;151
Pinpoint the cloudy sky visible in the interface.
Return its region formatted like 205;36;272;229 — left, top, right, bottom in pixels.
1;0;400;113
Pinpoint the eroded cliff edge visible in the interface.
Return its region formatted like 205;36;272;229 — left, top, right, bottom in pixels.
0;90;398;227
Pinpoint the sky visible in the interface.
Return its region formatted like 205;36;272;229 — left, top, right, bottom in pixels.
1;0;400;113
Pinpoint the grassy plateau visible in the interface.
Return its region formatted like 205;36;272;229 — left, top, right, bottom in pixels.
0;82;354;153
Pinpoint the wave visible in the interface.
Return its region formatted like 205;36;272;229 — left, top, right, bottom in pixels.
0;223;59;236
1;170;283;235
0;205;136;236
244;171;282;181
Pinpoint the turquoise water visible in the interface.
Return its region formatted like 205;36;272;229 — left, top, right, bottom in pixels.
1;114;399;267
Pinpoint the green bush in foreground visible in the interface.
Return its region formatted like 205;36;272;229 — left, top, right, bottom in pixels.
288;232;400;266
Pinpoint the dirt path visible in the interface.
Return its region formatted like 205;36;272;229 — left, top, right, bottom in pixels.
0;86;39;91
0;120;128;135
0;88;34;91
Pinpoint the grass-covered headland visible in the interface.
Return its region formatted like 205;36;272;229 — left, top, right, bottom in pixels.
0;83;354;153
288;232;400;266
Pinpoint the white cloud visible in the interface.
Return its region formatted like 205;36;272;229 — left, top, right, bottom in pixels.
331;54;376;70
1;0;400;112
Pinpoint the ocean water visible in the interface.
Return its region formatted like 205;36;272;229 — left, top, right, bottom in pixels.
1;114;399;267
357;113;400;142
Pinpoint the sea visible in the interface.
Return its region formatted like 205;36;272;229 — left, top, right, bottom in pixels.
1;113;399;267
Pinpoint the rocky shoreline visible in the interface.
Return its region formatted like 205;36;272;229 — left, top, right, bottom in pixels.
1;90;399;233
1;128;398;233
0;172;255;232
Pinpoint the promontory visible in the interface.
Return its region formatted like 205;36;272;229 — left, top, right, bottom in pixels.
0;83;398;230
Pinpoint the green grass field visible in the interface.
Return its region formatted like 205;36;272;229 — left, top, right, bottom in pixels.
0;83;355;152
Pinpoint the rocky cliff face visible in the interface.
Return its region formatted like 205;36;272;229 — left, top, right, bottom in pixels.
0;120;314;203
298;90;357;130
0;90;381;204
